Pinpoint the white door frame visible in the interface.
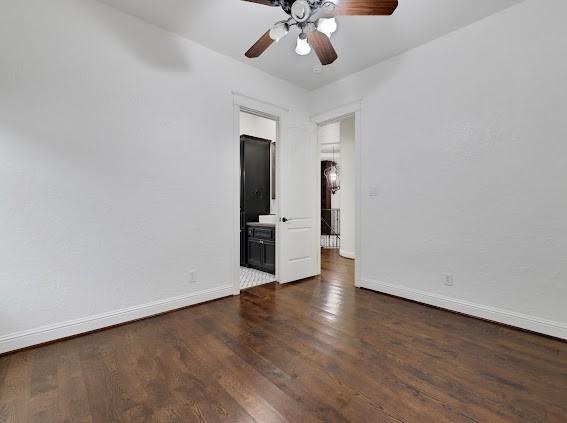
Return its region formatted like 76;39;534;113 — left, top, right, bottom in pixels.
232;92;289;295
311;99;363;287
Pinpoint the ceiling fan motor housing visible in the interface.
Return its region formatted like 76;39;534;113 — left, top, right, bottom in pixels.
276;0;325;16
291;0;312;22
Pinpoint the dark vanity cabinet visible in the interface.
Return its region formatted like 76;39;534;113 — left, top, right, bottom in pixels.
247;223;276;274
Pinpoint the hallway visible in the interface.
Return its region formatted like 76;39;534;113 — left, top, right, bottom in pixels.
1;250;566;422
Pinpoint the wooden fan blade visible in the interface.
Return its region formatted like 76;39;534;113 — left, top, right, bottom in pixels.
245;30;274;58
307;31;338;66
241;0;277;6
332;0;398;16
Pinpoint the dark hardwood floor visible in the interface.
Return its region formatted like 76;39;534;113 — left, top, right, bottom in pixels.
1;250;566;422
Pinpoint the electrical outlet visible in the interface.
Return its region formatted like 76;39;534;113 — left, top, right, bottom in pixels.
189;270;197;284
444;274;454;287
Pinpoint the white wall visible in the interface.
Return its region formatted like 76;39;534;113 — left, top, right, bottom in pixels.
318;122;340;149
310;0;567;338
240;112;277;142
0;0;308;353
339;117;355;259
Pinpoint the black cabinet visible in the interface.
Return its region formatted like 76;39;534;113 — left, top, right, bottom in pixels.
247;223;276;274
262;242;276;274
240;135;271;266
247;238;264;269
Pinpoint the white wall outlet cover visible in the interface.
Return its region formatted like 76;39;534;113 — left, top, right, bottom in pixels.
444;274;455;286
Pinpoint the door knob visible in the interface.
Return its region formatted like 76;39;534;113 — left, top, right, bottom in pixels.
282;217;289;223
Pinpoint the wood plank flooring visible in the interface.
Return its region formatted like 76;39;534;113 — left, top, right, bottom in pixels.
1;250;566;422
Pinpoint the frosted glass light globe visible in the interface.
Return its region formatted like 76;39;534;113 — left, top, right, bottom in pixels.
317;18;337;38
269;22;289;42
295;34;311;56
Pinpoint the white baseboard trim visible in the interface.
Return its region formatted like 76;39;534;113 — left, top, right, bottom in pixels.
360;278;567;340
0;285;234;355
339;250;355;259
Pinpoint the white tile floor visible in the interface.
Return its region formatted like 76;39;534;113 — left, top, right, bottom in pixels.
240;267;277;289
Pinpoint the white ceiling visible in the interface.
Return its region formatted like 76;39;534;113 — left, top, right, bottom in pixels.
98;0;524;90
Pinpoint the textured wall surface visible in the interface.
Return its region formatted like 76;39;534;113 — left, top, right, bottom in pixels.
339;117;355;259
310;0;567;334
0;0;308;351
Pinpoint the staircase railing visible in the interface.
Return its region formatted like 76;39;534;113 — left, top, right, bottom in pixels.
321;208;340;249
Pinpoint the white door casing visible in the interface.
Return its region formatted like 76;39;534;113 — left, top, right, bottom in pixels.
311;99;362;286
233;92;319;291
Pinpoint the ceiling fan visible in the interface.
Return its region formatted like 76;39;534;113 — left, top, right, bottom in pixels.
243;0;399;66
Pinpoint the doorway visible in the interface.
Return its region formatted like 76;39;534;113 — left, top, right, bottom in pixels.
232;92;320;295
318;114;357;276
239;110;278;290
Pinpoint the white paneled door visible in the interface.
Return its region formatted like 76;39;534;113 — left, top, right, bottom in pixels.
278;125;320;283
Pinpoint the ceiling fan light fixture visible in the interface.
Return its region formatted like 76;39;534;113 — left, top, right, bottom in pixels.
317;17;337;38
295;33;311;56
242;0;399;65
269;21;289;42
